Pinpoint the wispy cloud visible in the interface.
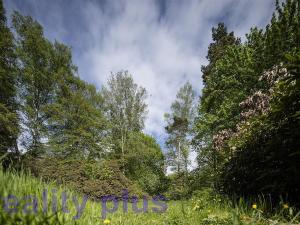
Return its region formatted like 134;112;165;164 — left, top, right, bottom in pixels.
4;0;276;168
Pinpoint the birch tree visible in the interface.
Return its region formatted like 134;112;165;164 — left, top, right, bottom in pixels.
101;71;148;170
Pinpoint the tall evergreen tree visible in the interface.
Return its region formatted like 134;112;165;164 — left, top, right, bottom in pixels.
194;24;243;173
201;23;240;84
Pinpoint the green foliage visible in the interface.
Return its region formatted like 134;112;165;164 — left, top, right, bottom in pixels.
263;0;300;68
102;70;148;133
23;157;144;199
194;23;242;166
219;52;300;206
4;6;166;201
2;1;300;223
11;12;110;159
165;172;191;200
200;45;257;131
188;166;215;191
1;164;299;224
124;132;166;195
194;38;258;174
201;23;241;84
0;0;19;154
46;71;109;159
193;0;300;208
101;71;148;171
12;12;55;155
0;104;19;153
165;82;196;173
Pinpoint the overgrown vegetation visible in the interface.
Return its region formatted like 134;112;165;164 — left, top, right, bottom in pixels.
0;0;300;224
0;168;299;224
193;0;300;207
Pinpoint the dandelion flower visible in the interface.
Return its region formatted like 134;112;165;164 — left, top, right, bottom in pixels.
252;204;257;209
283;204;289;209
104;219;111;224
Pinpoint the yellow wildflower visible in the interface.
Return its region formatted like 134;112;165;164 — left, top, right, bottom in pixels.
252;204;257;209
104;219;111;224
283;204;289;209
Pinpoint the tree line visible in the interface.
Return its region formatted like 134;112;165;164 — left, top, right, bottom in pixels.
0;0;165;196
1;0;299;205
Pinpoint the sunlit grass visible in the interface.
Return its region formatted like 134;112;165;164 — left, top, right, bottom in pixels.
0;168;299;224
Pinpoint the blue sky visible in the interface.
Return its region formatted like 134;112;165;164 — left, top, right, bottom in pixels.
4;0;276;167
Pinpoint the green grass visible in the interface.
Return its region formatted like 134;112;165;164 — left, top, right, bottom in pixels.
0;168;299;224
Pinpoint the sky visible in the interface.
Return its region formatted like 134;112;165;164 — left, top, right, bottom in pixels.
4;0;276;169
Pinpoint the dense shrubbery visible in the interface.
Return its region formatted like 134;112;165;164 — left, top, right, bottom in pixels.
219;52;300;206
23;157;145;199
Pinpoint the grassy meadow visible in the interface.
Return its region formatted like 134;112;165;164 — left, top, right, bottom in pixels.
0;168;299;225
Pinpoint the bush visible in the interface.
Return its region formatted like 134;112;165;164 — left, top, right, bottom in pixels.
164;173;190;200
22;157;145;200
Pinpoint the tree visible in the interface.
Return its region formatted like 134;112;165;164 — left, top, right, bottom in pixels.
165;82;196;174
193;0;300;203
124;132;166;195
46;44;109;159
12;12;55;156
45;42;109;159
194;26;257;176
201;23;240;84
263;0;300;69
194;24;241;174
101;71;148;164
0;0;19;154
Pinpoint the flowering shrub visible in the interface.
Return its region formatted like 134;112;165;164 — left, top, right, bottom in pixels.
219;53;300;206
